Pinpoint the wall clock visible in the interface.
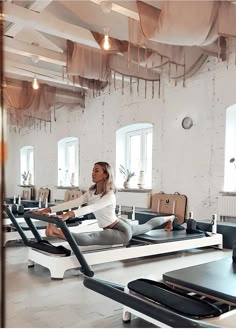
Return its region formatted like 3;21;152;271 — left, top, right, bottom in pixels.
182;117;193;130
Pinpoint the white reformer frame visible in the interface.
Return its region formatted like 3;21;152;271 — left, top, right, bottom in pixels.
27;232;223;279
122;288;236;328
5;209;223;279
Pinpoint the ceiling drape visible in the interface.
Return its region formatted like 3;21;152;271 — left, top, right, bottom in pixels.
67;40;110;91
4;81;56;128
137;0;219;46
66;0;236;94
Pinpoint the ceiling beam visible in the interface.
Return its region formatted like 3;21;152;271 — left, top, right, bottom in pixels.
5;59;80;88
4;36;66;66
4;2;100;48
4;22;22;37
89;0;139;20
5;0;54;37
28;0;54;12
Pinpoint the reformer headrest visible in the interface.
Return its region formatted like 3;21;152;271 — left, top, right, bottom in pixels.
127;278;222;318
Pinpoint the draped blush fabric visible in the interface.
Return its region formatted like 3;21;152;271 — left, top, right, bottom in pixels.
66;1;236;93
4;81;56;127
67;40;161;85
4;81;34;110
91;31;128;53
218;2;236;37
67;40;110;89
128;16;146;47
109;53;160;81
128;0;232;82
137;0;219;46
136;0;161;40
72;76;108;91
23;84;56;122
128;18;207;80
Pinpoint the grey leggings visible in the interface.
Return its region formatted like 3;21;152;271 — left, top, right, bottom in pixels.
71;217;169;246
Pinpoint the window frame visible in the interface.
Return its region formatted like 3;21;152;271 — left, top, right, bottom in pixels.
116;123;153;189
58;137;79;187
20;145;34;185
126;128;152;187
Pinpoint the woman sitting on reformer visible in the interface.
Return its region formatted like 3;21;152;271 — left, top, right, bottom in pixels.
36;161;178;246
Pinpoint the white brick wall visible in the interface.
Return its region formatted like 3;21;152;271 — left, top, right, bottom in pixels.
6;57;236;220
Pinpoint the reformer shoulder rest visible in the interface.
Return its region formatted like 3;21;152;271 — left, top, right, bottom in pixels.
127;278;222;318
83;277;220;328
28;239;71;256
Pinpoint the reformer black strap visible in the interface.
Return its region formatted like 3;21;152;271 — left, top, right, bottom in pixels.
127;279;222;318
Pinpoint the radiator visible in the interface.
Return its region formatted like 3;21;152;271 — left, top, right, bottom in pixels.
218;195;236;217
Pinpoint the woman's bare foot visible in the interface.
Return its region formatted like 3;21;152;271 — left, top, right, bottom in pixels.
45;223;65;239
164;219;173;231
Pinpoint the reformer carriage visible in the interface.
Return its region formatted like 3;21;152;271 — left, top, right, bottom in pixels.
4;204;222;279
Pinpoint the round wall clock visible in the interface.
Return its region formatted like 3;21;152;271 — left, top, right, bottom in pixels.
182;117;193;130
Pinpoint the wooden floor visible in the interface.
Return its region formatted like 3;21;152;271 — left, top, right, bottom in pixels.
4;240;231;328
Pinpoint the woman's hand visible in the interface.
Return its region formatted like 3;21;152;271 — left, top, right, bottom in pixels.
56;210;75;221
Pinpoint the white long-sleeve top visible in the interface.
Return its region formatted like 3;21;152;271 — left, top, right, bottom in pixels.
50;190;117;228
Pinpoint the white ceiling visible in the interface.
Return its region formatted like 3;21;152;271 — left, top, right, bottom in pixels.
3;0;162;91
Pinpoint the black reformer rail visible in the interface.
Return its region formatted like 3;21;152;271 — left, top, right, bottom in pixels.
3;206;94;277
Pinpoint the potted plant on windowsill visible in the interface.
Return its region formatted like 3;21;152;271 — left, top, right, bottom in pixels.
119;165;135;189
22;171;29;185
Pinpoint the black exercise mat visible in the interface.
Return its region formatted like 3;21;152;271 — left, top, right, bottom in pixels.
128;279;221;318
133;229;204;243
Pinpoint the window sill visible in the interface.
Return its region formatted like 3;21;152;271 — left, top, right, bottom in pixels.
219;191;236;196
55;186;80;190
118;188;152;193
18;184;34;187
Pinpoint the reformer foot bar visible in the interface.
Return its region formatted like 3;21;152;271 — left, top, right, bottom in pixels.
5;208;223;279
4;206;94;277
3;207;97;246
3;216;48;246
83;255;236;328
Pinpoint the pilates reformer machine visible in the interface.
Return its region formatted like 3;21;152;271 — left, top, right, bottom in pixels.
4;205;223;279
3;196;48;245
83;254;236;328
3;201;96;246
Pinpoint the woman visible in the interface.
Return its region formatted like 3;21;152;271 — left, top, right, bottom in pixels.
38;162;177;246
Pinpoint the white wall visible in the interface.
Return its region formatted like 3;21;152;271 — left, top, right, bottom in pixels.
5;57;236;219
224;104;236;191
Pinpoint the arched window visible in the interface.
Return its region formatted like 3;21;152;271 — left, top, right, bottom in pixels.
58;137;79;186
224;104;236;191
116;123;153;188
20;146;34;185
